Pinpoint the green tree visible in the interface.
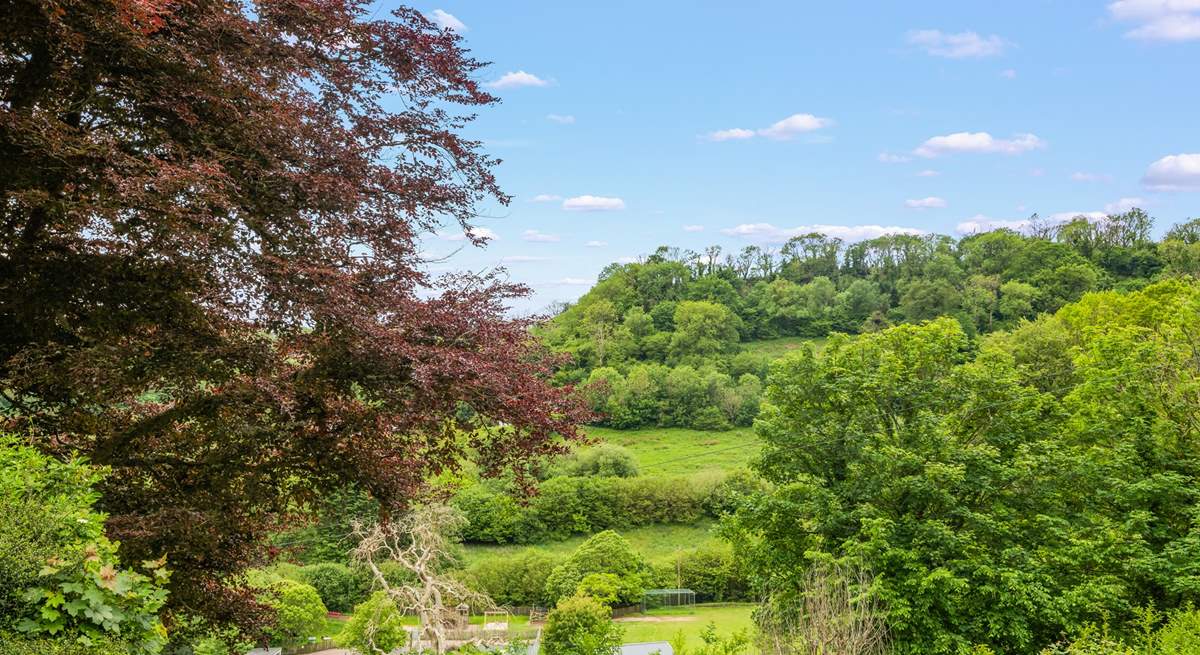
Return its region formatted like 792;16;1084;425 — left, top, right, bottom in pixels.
542;595;624;655
545;531;648;605
670;301;741;362
257;580;328;647
336;592;407;655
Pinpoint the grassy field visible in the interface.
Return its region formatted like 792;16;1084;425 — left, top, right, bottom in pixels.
741;336;826;360
584;426;758;475
616;603;757;645
462;521;722;566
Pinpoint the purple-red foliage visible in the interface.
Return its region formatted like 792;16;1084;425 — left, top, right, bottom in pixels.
0;0;588;630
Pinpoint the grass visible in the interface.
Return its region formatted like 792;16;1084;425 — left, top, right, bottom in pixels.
741;336;826;360
616;603;757;645
461;521;722;567
583;426;759;476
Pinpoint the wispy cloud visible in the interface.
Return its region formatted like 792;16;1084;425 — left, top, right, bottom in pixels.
428;9;467;32
1071;171;1114;183
546;114;575;124
705;113;833;142
500;255;550;264
906;29;1009;58
441;226;498;241
562;195;626;212
682;225;705;232
878;152;912;164
522;229;560;243
905;196;948;209
530;194;562;203
721;223;923;245
914;132;1045;158
1142;153;1200;190
916;169;940;177
1001;68;1017;79
585;240;608;248
1109;0;1200;41
487;70;550;90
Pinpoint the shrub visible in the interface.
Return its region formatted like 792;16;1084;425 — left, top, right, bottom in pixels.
558;444;640;478
337;591;407;655
298;562;371;613
257;579;328;646
576;573;622;607
1;438;170;654
544;531;647;605
542;595;624;655
0;633;132;655
674;544;750;602
465;551;560;606
453;484;522;543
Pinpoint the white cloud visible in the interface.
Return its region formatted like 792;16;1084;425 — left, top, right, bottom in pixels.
1104;197;1146;213
441;226;498;241
705;114;833;143
1071;171;1114;183
682;225;705;232
522;229;560;243
615;256;639;264
428;9;467;32
530;194;562;203
500;255;549;264
914;131;1045;158
585;240;608;248
905;196;948;209
956;215;1036;234
1142;153;1200;190
1048;211;1108;223
1001;68;1017;79
706;128;756;142
1109;1;1200;41
758;113;834;140
562;195;626;212
906;29;1009;58
486;71;549;90
553;277;595;286
546;114;575;124
878;152;912;164
721;223;924;245
917;169;940;177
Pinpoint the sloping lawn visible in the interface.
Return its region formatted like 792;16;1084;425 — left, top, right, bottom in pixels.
462;522;722;567
584;426;758;476
616;603;757;645
741;336;826;360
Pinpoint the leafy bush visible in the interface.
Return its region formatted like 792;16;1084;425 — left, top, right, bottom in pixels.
544;531;647;605
454;483;522;543
673;544;750;603
256;579;328;646
576;573;622;607
298;562;371;613
542;595;624;655
337;591;407;655
0;632;132;655
464;551;560;606
557;444;640;478
1042;608;1200;655
1;438;170;654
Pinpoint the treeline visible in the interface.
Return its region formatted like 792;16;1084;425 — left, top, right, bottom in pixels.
541;211;1200;428
734;279;1200;653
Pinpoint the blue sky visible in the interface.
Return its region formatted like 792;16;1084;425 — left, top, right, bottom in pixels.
411;1;1200;313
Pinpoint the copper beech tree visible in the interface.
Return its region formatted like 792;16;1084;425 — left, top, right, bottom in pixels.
0;0;587;630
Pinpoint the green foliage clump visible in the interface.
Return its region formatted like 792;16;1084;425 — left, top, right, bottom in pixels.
544;531;648;605
464;551;560;606
297;562;371;613
734;280;1200;654
1;438;170;654
455;471;735;544
541;595;624;655
1042;607;1200;654
255;579;328;646
336;591;407;655
555;443;640;478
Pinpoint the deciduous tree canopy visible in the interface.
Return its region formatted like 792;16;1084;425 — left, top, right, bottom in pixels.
1;0;586;629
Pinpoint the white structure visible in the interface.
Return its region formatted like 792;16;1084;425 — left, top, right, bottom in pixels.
620;642;674;655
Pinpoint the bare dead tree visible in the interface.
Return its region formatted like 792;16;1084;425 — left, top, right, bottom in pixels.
756;563;889;655
352;504;493;654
